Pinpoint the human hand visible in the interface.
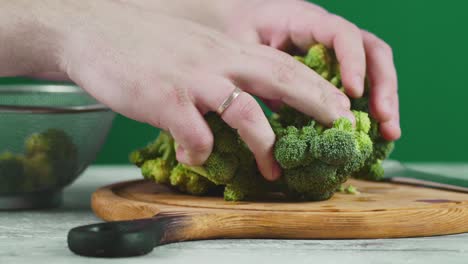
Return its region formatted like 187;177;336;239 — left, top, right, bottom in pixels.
133;0;400;140
48;1;354;180
24;0;400;142
219;0;400;141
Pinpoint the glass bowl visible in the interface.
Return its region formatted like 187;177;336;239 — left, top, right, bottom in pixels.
0;84;115;209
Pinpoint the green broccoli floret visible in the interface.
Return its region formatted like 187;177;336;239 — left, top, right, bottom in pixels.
355;159;385;181
224;170;266;201
25;129;77;160
203;152;239;185
23;153;55;187
183;113;244;186
129;131;175;167
0;152;26;193
312;126;356;165
129;43;396;201
274;123;317;169
15;129;79;188
222;142;275;201
24;129;78;185
284;161;338;201
1;129;78;193
141;159;171;183
274;111;372;200
169;164;215;195
304;44;332;79
131;131;177;184
352;117;394;181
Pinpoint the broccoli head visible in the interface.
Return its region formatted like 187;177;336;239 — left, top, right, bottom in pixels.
130;43;396;201
273;111;372;200
25;129;77;160
24;129;78;185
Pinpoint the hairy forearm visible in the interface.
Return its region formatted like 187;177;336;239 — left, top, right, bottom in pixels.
0;0;67;77
116;0;243;32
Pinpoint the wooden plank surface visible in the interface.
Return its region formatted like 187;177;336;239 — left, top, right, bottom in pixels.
92;177;468;240
2;165;468;264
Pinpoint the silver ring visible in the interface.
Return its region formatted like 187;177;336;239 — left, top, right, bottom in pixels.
216;87;242;115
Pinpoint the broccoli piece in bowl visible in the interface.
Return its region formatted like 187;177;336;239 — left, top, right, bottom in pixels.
0;129;78;193
0;152;26;193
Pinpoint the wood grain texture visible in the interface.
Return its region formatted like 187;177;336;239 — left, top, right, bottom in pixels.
92;179;468;242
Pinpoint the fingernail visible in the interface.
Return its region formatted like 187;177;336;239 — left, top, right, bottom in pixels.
176;145;188;164
340;110;356;125
383;97;392;112
380;97;393;121
392;119;402;137
352;74;364;97
335;92;351;109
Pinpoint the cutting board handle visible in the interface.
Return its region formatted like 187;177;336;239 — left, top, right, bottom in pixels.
68;217;165;257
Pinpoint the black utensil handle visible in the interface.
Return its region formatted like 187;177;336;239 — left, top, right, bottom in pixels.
67;218;163;257
68;212;190;257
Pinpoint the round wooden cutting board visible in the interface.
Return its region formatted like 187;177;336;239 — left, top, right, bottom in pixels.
92;179;468;242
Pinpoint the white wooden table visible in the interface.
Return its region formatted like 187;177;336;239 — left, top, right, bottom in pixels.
1;164;468;264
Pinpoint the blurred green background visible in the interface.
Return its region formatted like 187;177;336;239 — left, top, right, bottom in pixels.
1;0;466;163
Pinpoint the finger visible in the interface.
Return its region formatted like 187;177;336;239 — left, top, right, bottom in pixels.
226;27;261;45
380;118;401;141
161;90;214;166
70;64;215;165
361;30;401;140
192;76;281;181
288;12;366;97
226;44;355;126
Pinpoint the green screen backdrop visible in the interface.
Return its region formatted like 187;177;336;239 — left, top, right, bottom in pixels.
1;0;466;163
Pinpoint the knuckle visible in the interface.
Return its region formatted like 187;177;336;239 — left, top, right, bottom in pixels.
126;79;144;102
167;84;192;107
146;113;165;129
369;35;393;58
234;94;263;124
317;90;336;107
271;50;298;86
189;132;213;154
348;24;362;37
196;30;231;55
330;15;349;27
331;15;361;38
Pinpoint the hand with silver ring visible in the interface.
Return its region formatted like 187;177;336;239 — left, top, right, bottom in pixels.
1;0;378;181
216;87;242;115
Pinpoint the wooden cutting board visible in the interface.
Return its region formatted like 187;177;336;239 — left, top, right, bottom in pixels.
92;179;468;242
